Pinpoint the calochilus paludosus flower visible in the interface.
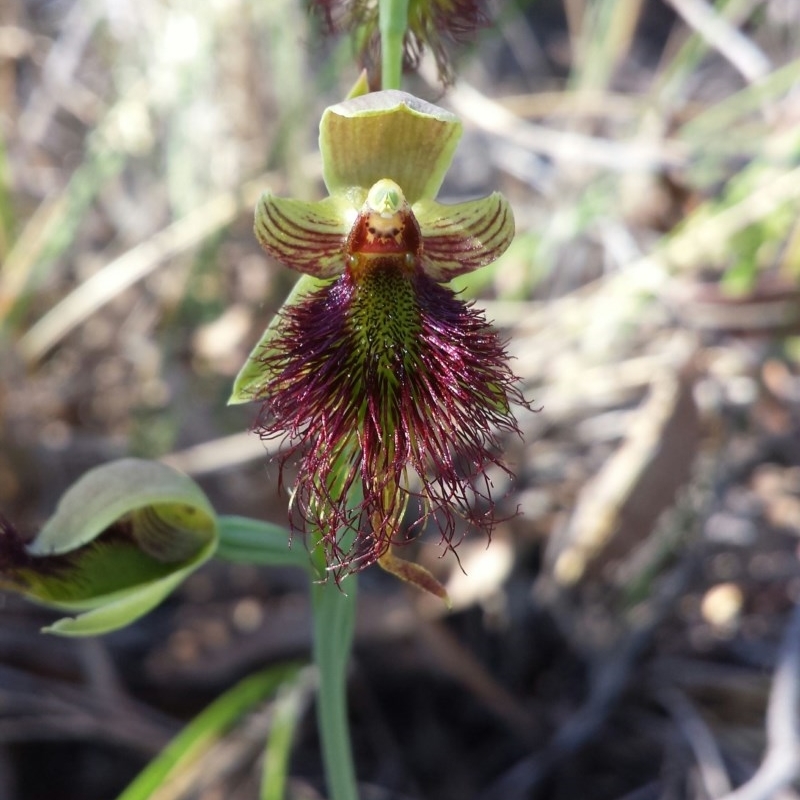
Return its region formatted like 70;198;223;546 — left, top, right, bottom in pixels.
230;90;528;599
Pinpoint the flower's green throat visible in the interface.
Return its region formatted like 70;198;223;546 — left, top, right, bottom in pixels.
347;257;419;372
344;179;422;370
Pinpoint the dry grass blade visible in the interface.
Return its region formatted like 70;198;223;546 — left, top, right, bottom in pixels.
664;0;771;83
159;432;272;477
445;82;686;172
566;0;644;93
0;83;149;324
17;176;269;364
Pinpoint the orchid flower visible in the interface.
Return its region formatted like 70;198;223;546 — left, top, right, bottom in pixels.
231;90;526;597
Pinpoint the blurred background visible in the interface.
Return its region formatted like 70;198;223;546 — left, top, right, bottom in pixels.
3;0;800;798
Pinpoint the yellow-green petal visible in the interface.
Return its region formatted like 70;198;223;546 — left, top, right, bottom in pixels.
254;193;352;277
228;274;330;405
415;193;516;282
320;90;462;204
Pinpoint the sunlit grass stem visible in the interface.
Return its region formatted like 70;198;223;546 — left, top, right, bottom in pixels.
312;576;359;800
308;449;363;800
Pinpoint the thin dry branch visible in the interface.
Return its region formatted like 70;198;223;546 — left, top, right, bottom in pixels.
479;550;699;800
659;687;732;798
717;603;800;800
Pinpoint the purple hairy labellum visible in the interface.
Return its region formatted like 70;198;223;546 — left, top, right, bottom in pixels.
231;91;529;598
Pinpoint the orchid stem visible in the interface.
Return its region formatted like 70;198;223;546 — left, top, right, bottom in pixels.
379;0;409;90
311;573;359;800
308;467;361;800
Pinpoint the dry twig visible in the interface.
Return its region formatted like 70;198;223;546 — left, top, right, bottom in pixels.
717;603;800;800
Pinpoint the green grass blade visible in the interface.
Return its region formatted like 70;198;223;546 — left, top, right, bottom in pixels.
568;0;642;93
2;92;135;327
115;664;301;800
260;667;317;800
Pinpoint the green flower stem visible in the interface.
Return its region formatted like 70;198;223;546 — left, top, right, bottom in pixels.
216;515;311;570
216;506;361;800
312;573;359;800
379;0;409;90
306;461;361;800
